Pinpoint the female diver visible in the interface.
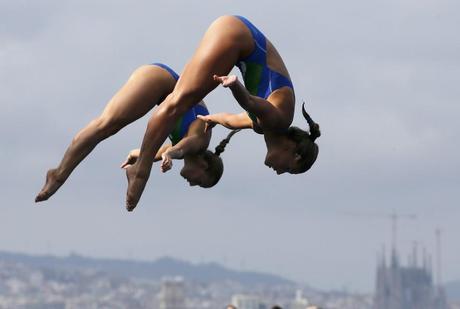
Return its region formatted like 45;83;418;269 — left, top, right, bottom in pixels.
125;15;321;211
35;63;237;202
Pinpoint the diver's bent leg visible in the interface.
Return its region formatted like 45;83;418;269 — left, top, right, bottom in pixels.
125;89;210;211
35;114;141;203
35;66;173;202
124;17;250;210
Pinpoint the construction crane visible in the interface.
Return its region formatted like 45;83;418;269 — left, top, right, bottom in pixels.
340;210;417;254
435;228;443;288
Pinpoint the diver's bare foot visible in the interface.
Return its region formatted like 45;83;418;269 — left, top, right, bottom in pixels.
125;165;149;212
35;169;65;202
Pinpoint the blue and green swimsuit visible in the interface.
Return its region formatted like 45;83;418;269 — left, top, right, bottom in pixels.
151;63;209;145
234;16;294;121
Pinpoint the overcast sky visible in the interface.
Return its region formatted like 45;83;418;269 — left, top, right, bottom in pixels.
1;0;459;292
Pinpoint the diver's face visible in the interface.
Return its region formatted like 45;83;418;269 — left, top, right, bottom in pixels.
264;145;299;175
180;160;209;187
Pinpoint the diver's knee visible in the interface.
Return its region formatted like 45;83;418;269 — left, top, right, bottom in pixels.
93;116;126;138
162;90;201;116
127;65;153;81
174;87;203;106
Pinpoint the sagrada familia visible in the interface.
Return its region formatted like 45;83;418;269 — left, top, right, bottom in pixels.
374;243;448;309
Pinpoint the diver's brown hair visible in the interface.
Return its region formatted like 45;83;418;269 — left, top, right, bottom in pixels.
287;102;321;174
200;129;241;188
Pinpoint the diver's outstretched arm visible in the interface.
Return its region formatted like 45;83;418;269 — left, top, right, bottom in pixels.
197;112;252;132
160;135;209;173
121;143;172;169
213;75;282;126
160;120;211;172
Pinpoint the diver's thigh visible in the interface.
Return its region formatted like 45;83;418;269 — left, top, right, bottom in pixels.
101;65;175;122
173;16;253;98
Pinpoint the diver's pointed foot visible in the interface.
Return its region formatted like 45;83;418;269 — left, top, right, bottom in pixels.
126;200;137;212
35;192;49;203
35;169;64;203
125;165;148;212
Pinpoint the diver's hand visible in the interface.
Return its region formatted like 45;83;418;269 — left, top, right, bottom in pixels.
121;149;140;169
213;74;238;88
197;115;217;133
161;152;173;173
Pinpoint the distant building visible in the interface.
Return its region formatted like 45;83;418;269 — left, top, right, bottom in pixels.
159;277;186;309
290;289;310;309
231;294;266;309
374;247;448;309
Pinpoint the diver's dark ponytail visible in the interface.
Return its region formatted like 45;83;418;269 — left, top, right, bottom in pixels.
214;129;241;156
200;129;241;188
302;102;321;142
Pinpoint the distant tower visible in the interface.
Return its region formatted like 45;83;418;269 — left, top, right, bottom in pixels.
159;277;186;309
434;229;449;309
290;289;310;309
435;229;442;288
373;229;449;309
